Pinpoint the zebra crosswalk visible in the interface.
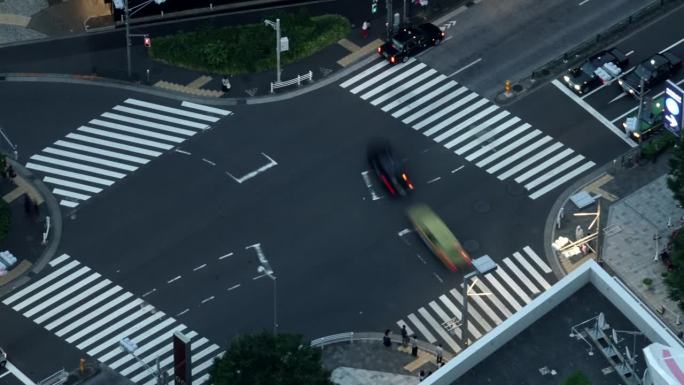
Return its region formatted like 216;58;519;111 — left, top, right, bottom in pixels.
397;246;554;353
341;60;596;200
1;254;221;385
26;99;232;208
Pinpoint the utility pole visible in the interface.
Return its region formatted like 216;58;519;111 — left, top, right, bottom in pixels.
386;0;392;40
402;0;408;24
264;18;282;84
125;0;132;79
636;77;645;149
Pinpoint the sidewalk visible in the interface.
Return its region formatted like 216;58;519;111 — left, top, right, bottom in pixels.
546;149;684;334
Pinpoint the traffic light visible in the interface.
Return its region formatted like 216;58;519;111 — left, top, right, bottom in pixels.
371;0;378;14
144;36;151;47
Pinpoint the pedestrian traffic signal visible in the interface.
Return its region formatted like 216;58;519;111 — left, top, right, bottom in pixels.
144;36;151;47
371;0;378;14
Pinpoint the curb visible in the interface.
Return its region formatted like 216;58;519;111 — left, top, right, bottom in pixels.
0;157;63;297
311;331;455;360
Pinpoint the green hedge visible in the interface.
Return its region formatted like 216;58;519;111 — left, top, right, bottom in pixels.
149;10;350;74
560;371;591;385
641;132;676;160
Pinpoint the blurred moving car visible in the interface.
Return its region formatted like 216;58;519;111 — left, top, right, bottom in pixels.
367;140;413;197
406;204;472;272
377;23;445;64
563;48;628;94
618;51;682;97
622;96;664;141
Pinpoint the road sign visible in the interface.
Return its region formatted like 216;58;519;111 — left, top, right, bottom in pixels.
664;79;684;138
280;36;289;52
144;36;151;47
173;331;191;385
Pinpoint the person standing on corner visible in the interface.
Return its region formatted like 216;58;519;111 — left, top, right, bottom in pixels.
221;76;231;92
436;343;444;364
401;325;409;347
411;335;419;356
361;21;370;39
383;329;392;347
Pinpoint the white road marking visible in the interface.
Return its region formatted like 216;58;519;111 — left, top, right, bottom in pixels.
202;158;216;166
3;260;79;305
108;324;187;368
219;252;233;260
525;154;584;190
181;101;233;116
474;278;513;318
351;59;416;95
99;317;175;362
444;110;510;149
5;362;37;385
175;149;192;155
408;312;437;343
402;88;471;124
78;304;156;351
448;289;484;338
495;268;531;303
45;286;124;331
484;273;523;311
529;161;595;199
26;163;114;186
477;129;543;168
371;69;436;105
427;176;441;184
226;153;277;184
13;266;90;311
43;147;137;171
340;60;389;88
142;288;156;297
433;272;444;283
60;200;78;208
113;106;209;129
32;154;125;179
381;73;446;111
193;264;207;271
513;147;573;183
23;272;100;318
391;82;460;118
201;296;215;304
503;257;540;294
396;319;415;337
523;246;552;274
66;133;162;157
448;58;482;77
551;79;636;147
513;252;551;290
578;0;590;5
496;142;563;180
102;113;196;136
125;99;219;122
167;275;182;284
77;126;173;150
227;284;241;291
90;119;185;143
421;99;489;135
177;308;190;316
361;63;426;100
455;117;521;155
64;298;143;342
418;307;461;352
451;166;464;173
48;253;70;267
55;140;149;164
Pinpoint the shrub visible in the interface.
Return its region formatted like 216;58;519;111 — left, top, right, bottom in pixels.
560;370;591;385
0;199;11;246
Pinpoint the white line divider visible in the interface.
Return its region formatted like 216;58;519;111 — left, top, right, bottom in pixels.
352;59;415;95
513;252;551;290
77;305;157;351
43;147;138;171
24;272;100;318
514;148;573;183
382;75;449;112
101;113;197;136
418;307;461;353
503;258;540;294
498;143;563;180
66;133;162;157
478;131;545;169
65;298;143;343
34;279;111;324
371;69;436;106
430;300;462;339
54;140;150;164
456;117;521;155
361;63;426;100
529;161;595;200
340;60;389;88
551;79;635;148
402;88;471;124
77;126;173;150
391;82;461;117
444;110;510;149
473;278;513;318
449;289;486;338
484;273;523;312
421;98;488;135
525;154;584;190
113;106;209;129
26;162;114;186
89;119;185;143
48;253;70;267
524;246;552;273
407;312;437;343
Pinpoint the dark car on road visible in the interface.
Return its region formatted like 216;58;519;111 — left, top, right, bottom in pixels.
618;51;682;97
563;48;628;94
367;141;413;197
377;23;445;65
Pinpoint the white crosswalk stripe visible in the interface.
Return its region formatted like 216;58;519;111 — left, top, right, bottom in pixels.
396;246;555;352
24;99;231;208
340;60;596;199
3;254;221;384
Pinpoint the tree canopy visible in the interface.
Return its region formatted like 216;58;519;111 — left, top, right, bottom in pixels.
209;332;333;385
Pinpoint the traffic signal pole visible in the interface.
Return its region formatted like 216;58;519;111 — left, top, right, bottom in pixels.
386;0;392;40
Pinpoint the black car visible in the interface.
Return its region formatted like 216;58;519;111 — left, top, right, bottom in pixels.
618;51;682;97
377;23;445;65
563;48;628;94
367;141;413;197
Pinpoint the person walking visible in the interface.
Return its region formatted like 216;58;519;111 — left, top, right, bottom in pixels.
436;343;444;364
221;77;231;92
383;329;392;347
401;325;409;347
411;335;418;356
419;369;426;382
361;21;370;39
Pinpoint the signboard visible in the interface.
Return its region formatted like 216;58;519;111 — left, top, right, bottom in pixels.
280;37;289;52
173;331;192;385
664;79;684;138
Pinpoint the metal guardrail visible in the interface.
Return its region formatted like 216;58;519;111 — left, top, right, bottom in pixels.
38;369;68;385
270;70;313;93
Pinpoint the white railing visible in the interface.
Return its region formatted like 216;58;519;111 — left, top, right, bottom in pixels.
42;216;51;245
38;369;68;385
311;332;354;347
270;71;313;93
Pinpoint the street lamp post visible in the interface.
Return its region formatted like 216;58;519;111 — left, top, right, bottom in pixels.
264;18;282;84
258;265;278;334
461;255;498;346
635;76;646;148
0;125;18;160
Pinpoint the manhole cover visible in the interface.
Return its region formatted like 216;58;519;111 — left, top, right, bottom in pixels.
506;181;526;197
472;200;490;213
513;84;523;92
463;240;479;253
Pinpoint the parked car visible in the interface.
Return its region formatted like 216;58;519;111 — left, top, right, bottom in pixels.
377;23;445;64
367;140;413;197
406;204;471;272
618;51;682;97
563;48;628;94
622;96;664;141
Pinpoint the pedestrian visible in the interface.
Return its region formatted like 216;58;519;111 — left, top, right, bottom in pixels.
401;325;409;347
7;165;15;180
436;343;444;364
411;335;418;357
361;21;370;39
383;329;391;347
419;369;426;382
221;77;231;92
439;361;446;368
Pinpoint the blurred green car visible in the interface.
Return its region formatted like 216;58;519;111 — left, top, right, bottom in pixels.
407;204;472;272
